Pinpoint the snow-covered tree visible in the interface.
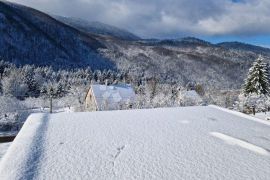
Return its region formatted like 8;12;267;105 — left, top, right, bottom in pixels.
243;56;270;96
2;71;28;99
240;56;270;114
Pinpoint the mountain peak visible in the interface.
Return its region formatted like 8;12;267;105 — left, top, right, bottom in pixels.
180;37;212;45
217;41;270;55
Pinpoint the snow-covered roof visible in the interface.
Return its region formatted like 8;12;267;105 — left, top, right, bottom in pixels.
91;84;136;110
1;106;270;179
180;90;202;101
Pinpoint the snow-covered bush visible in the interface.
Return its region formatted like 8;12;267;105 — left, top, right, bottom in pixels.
0;96;25;113
238;93;269;114
0;96;27;131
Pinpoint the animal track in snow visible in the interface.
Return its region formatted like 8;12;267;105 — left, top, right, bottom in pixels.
110;145;126;176
208;117;217;122
114;145;125;159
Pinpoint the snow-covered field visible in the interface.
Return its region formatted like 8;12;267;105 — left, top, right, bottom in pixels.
0;106;270;179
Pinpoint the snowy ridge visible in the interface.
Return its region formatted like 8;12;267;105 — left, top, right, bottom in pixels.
209;105;270;126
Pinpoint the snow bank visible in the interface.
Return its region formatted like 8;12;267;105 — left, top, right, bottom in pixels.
0;106;270;180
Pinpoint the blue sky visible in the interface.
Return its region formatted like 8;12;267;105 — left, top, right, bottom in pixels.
9;0;270;47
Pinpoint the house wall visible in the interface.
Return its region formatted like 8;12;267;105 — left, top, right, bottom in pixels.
85;88;98;111
85;85;136;111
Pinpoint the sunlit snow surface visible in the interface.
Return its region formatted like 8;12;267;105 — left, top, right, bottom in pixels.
0;106;270;180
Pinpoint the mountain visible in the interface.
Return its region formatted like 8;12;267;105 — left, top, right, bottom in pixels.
0;0;115;69
139;37;212;47
1;1;270;89
99;37;258;89
217;42;270;55
54;16;140;41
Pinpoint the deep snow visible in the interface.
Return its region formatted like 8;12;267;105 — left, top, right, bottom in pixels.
0;106;270;179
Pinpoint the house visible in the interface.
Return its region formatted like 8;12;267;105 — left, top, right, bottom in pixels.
85;84;136;111
1;106;270;179
178;90;203;106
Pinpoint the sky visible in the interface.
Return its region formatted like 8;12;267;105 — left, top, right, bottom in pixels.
8;0;270;47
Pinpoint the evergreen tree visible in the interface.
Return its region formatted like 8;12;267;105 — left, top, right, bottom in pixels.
243;56;270;96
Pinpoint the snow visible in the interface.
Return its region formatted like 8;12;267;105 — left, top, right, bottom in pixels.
0;143;12;162
91;84;136;110
210;132;269;156
0;106;270;179
251;112;270;121
210;105;270;126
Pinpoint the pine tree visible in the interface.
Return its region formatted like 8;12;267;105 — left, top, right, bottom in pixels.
243;56;270;96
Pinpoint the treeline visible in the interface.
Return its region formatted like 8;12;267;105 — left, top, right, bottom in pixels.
0;60;132;100
0;60;208;109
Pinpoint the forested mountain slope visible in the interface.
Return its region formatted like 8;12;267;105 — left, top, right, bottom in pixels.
99;37;264;89
0;0;115;69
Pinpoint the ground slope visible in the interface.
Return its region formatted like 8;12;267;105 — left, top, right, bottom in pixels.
0;0;114;69
0;106;269;180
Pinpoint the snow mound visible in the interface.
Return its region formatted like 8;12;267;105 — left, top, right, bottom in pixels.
210;132;269;156
0;106;270;180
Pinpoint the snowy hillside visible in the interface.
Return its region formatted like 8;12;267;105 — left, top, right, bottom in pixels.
0;0;114;69
100;38;258;89
54;16;140;41
0;106;269;179
218;42;270;56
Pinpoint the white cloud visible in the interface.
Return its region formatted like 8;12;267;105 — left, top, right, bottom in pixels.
8;0;270;38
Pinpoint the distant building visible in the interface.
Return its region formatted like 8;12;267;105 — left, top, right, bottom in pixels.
178;90;203;106
85;84;136;111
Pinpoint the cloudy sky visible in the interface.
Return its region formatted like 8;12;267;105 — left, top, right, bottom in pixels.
9;0;270;46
